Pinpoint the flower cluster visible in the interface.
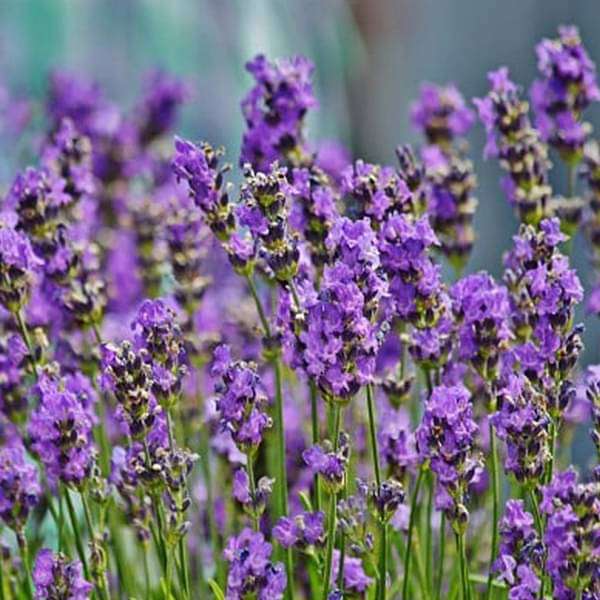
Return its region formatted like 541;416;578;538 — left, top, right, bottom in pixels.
223;528;287;599
494;500;543;599
273;510;325;549
531;25;600;160
450;271;512;381
475;67;551;224
416;384;482;529
211;344;272;452
541;469;600;598
240;54;316;172
33;548;93;600
303;432;350;493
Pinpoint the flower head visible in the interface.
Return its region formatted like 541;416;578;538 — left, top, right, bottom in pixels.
33;548;92;599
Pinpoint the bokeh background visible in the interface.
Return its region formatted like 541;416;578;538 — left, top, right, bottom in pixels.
1;0;599;458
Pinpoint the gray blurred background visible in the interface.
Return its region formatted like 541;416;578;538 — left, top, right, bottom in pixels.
1;0;599;368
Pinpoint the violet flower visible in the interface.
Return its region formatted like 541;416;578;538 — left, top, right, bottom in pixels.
223;528;287;599
33;548;93;600
416;384;483;530
531;25;600;161
240;54;316;172
273;511;325;550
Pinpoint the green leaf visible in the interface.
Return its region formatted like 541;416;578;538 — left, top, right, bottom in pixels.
208;579;226;600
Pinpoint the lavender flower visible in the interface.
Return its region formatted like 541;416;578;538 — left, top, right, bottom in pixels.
172;137;235;241
33;548;93;599
493;499;543;599
491;374;551;485
0;223;41;312
541;469;600;598
337;480;374;557
474;67;551;224
410;82;475;147
240;54;316;172
238;163;300;282
341;160;412;226
273;511;325;549
330;550;373;594
416;384;482;529
211;345;272;452
378;407;417;480
531;26;600;160
223;528;287;599
28;373;96;487
232;468;273;520
0;437;41;532
0;334;29;417
586;365;600;460
450;271;512;380
303;432;350;493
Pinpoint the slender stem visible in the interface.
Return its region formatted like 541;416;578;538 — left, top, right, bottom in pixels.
435;513;446;600
310;382;322;512
321;403;342;600
64;487;90;581
15;309;38;372
179;537;191;600
485;424;501;600
143;547;151;600
567;164;576;198
402;467;424;600
546;418;557;484
337;474;348;591
16;533;33;600
245;275;271;336
379;523;388;600
456;532;470;600
425;474;434;595
366;384;382;488
80;493;110;600
274;358;295;600
246;455;260;531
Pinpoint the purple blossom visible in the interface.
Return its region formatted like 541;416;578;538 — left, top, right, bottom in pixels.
28;374;96;487
531;26;600;158
302;433;349;493
330;550;373;594
450;271;512;380
474;67;551;224
241;54;316;172
410;82;475;145
273;511;325;549
0;437;41;532
378;407;417;479
223;528;287;600
33;548;92;599
172;137;235;241
416;384;482;528
541;469;600;598
211;345;272;452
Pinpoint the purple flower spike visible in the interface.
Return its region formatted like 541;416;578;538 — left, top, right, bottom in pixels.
531;25;600;160
33;548;93;599
224;528;287;599
411;82;475;145
416;384;482;530
241;54;316;172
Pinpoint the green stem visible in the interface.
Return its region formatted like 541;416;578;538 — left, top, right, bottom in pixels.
456;532;470;600
402;467;425;600
179;537;191;600
64;487;90;582
546;419;557;484
143;547;151;599
321;403;342;600
246;454;260;531
379;523;388;600
425;474;434;595
80;493;110;600
310;382;322;513
485;424;501;600
16;532;33;600
435;513;446;600
274;358;295;600
15;309;38;372
245;276;271;336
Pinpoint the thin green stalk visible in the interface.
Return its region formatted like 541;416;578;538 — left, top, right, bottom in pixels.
366;384;387;599
321;403;342;600
337;474;348;591
402;467;425;600
246;455;260;531
64;487;90;581
527;489;546;599
310;382;322;512
456;532;470;600
546;419;557;484
179;537;191;600
274;358;295;600
425;474;434;596
80;493;110;600
435;513;446;600
15;309;38;372
143;547;151;599
16;532;33;600
485;424;501;600
245;276;271;336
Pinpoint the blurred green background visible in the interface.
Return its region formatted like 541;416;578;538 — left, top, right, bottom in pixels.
1;0;599;379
